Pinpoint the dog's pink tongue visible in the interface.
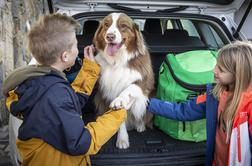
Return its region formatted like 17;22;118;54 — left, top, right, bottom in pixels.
106;43;120;56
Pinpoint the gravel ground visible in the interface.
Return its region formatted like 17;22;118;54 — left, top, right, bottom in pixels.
0;126;12;166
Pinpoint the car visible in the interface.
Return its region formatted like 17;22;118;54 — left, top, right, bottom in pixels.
8;0;251;165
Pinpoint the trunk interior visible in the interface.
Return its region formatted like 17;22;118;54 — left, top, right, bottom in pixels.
67;13;232;165
79;48;206;166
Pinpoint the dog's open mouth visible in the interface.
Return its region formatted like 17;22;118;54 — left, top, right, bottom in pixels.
106;41;124;56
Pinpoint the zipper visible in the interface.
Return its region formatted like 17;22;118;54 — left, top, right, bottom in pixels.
164;57;207;92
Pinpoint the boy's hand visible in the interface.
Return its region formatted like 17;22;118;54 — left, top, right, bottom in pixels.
84;45;96;62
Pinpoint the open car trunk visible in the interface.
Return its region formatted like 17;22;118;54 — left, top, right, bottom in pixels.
70;11;236;166
67;11;235;165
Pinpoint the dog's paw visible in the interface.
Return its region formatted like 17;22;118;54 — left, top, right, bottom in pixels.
136;124;146;133
110;96;127;110
116;138;130;149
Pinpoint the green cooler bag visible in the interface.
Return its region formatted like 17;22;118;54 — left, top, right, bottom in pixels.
154;50;218;142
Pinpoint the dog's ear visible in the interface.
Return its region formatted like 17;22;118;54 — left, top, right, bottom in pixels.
93;23;103;49
133;23;146;56
93;23;103;47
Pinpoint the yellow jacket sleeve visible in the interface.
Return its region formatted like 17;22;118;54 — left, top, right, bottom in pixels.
6;90;18;111
71;59;100;95
85;109;127;155
6;90;24;119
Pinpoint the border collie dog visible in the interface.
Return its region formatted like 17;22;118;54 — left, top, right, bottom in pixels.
93;13;154;149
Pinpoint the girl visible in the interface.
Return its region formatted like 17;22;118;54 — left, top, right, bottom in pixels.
147;41;252;166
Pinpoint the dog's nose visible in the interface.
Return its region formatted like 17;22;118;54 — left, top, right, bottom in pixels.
106;33;115;42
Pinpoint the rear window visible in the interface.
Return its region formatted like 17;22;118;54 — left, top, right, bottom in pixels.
76;16;228;53
180;19;200;37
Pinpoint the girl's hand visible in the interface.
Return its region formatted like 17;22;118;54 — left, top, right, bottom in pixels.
84;45;96;62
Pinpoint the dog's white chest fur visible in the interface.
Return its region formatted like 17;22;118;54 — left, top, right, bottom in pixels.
97;55;142;102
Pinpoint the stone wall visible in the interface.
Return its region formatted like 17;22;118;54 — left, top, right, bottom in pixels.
0;0;49;125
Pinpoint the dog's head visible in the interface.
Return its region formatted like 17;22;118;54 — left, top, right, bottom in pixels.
94;13;146;64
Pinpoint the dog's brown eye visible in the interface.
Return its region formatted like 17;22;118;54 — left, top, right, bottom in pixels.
120;24;128;29
104;23;109;28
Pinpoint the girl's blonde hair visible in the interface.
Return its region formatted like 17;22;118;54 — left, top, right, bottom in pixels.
212;41;252;142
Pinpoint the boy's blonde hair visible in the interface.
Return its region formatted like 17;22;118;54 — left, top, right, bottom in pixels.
212;41;252;142
28;13;80;65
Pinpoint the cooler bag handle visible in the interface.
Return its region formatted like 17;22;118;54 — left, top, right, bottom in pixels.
164;54;207;93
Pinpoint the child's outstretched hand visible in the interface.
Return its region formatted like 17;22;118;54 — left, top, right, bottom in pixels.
84;45;96;62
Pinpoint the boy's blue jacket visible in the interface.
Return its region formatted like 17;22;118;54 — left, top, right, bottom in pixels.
3;59;127;166
11;69;92;155
148;84;252;166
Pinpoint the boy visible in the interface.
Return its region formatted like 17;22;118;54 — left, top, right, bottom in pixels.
2;13;126;166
